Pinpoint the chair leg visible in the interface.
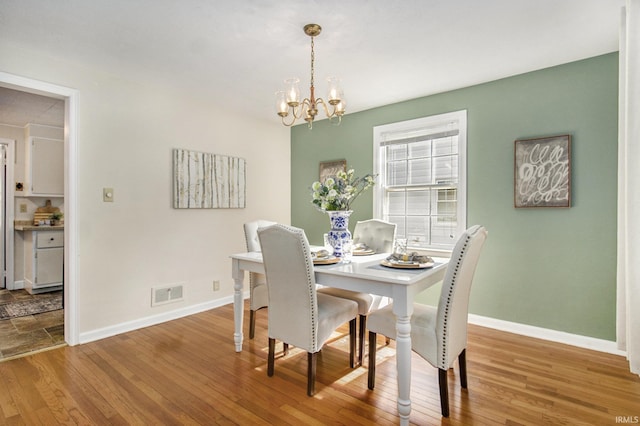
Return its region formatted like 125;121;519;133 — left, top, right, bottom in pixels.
368;331;377;390
283;343;289;356
358;314;366;367
349;318;357;368
459;349;467;388
438;368;450;417
249;309;256;339
267;338;275;377
307;352;317;396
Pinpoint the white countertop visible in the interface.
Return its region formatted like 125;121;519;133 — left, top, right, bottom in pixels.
14;224;64;231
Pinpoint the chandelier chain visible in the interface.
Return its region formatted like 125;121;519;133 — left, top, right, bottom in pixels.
310;36;315;91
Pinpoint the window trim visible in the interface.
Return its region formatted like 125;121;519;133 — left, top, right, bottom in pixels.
373;110;467;251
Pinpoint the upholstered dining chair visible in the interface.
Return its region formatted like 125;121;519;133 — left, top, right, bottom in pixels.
243;219;277;339
258;224;359;396
318;218;397;365
366;225;488;417
352;219;397;253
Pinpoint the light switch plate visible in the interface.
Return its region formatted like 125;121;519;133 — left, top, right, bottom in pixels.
103;187;114;202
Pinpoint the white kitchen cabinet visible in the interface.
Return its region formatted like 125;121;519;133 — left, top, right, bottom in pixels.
25;137;64;196
24;230;64;294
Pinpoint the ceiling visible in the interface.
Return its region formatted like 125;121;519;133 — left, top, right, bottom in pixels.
0;87;65;127
0;0;625;127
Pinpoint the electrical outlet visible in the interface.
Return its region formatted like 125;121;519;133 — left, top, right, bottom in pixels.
20;204;27;213
213;280;220;291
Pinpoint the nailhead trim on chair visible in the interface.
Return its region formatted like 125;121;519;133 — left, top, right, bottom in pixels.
266;224;320;352
298;226;318;352
440;232;471;370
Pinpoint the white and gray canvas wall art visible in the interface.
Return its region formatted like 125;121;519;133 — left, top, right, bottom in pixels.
173;149;246;209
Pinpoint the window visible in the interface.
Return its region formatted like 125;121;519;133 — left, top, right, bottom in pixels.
373;110;467;251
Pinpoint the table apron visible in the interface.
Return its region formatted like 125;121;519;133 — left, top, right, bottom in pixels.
315;269;445;299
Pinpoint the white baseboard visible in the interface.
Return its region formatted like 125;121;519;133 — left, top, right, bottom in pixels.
78;296;624;358
468;313;626;356
10;280;25;290
79;294;238;344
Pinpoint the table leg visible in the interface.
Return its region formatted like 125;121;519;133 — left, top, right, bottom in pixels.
395;311;412;425
232;260;245;352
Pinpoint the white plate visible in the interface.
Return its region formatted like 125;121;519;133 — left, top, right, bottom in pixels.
353;249;375;256
380;259;434;269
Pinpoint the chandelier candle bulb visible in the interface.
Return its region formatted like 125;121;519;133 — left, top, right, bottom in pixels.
285;78;300;106
327;77;342;105
276;91;288;116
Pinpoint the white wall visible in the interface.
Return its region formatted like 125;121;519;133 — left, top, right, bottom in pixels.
0;41;291;337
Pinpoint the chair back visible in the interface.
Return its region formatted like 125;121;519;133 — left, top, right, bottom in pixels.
258;224;320;352
436;225;488;369
244;220;277;252
244;220;277;311
353;219;397;253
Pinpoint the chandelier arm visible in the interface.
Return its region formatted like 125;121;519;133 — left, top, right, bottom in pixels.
280;98;316;127
327;114;342;125
281;114;296;127
290;104;302;120
293;99;313;120
316;98;337;119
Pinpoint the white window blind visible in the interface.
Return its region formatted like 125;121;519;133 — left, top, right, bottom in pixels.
373;110;467;251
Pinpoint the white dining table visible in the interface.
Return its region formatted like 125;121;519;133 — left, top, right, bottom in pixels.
230;251;449;425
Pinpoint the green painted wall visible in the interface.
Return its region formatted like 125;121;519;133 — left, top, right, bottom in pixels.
291;53;618;341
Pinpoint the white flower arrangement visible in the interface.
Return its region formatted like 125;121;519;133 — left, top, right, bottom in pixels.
311;169;376;211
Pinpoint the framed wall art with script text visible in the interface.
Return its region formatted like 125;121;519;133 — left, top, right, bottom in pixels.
319;159;347;183
514;134;571;208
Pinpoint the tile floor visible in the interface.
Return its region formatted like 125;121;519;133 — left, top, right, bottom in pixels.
0;289;64;361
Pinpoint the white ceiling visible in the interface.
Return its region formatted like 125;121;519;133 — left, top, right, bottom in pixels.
0;87;65;127
0;0;625;127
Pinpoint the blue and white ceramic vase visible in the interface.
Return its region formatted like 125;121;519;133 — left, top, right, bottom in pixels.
327;210;352;258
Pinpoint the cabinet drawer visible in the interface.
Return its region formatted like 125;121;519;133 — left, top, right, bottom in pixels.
36;231;64;248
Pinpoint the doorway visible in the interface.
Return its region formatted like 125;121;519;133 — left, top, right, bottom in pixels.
0;72;79;346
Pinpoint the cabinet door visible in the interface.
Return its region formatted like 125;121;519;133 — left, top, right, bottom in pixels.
30;137;64;196
35;247;63;285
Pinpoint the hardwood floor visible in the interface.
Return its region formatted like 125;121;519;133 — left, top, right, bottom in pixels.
0;301;638;425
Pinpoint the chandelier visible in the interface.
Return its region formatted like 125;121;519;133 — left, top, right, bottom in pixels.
275;23;345;128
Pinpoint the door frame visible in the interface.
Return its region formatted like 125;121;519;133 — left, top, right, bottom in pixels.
0;138;15;290
0;71;79;346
